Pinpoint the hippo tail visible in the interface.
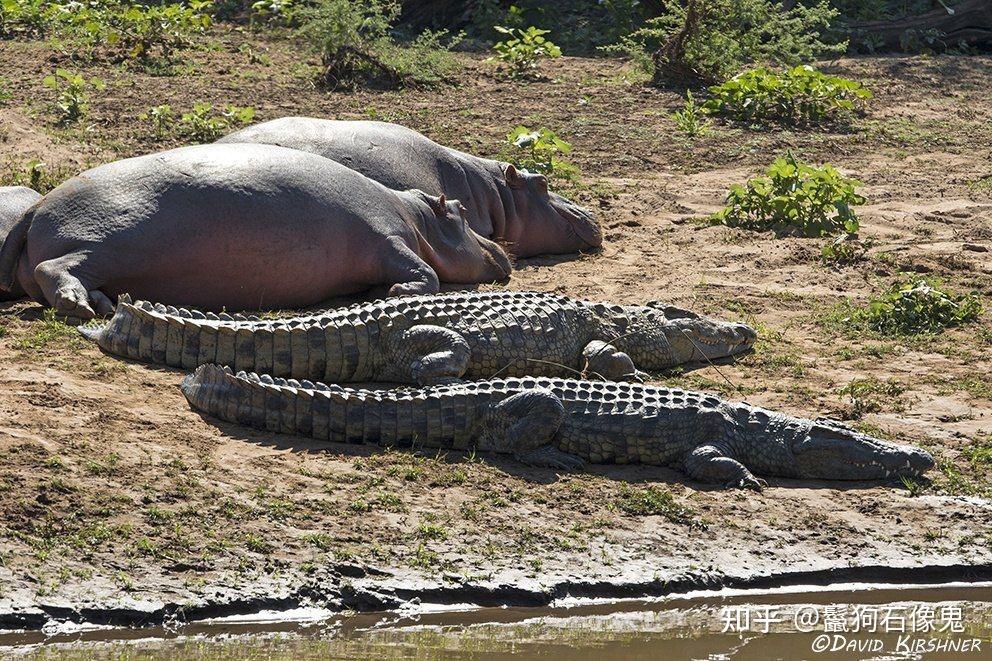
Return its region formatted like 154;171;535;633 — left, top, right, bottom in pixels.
0;202;35;293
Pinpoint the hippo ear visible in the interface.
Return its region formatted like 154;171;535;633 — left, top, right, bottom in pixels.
504;164;522;188
432;194;447;217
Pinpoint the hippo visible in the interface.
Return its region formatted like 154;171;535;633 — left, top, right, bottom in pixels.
0;186;42;302
0;144;512;318
217;118;602;258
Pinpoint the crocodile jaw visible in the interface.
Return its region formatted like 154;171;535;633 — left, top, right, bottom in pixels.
790;419;934;480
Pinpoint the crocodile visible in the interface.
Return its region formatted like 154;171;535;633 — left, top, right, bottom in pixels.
182;365;935;488
80;291;757;384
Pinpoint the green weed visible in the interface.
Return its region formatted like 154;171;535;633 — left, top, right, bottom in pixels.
490;25;561;78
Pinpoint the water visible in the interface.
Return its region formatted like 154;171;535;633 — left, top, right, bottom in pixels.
4;583;991;660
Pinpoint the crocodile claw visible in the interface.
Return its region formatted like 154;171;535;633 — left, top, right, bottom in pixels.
734;475;767;492
517;446;585;471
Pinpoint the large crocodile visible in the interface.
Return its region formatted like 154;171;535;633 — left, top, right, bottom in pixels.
182;365;935;488
80;291;757;384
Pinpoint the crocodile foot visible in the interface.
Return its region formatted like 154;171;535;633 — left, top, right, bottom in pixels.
517;446;585;471
733;475;767;492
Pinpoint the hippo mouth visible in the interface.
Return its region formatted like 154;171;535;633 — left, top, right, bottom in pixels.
476;234;514;282
551;193;602;249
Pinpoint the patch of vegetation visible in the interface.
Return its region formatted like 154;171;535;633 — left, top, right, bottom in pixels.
703;66;872;126
0;77;11;106
839;377;905;416
840;276;982;336
141;102;255;142
43;69;105;125
821;233;875;266
296;0;461;89
2;1;212;67
490;25;562;78
14;309;84;351
605;0;844;83
711;154;865;237
673;90;711;138
0;159;76;193
503;126;577;180
611;484;695;524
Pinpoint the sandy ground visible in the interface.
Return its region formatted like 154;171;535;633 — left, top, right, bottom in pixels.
0;31;990;625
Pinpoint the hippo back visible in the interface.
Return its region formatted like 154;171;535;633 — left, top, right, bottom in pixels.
219;118;496;237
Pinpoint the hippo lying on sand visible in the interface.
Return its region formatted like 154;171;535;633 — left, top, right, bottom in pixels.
0;186;42;302
218;118;601;258
0;144;511;318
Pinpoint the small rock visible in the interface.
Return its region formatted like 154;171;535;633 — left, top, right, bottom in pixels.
962;243;988;253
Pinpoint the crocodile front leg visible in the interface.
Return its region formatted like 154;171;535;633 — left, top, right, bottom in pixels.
390;325;471;385
684;445;767;491
582;340;648;382
478;389;584;470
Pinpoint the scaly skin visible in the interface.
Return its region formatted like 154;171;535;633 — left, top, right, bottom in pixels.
182;365;935;488
80;291;757;385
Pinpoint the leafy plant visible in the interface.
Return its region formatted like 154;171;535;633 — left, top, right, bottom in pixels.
844;276;982;336
711;153;865;237
297;0;460;89
703;65;872;125
490;25;562;78
43;69;105;125
0;159;75;193
0;77;11;106
611;485;695;523
672;90;711;138
251;0;298;24
178;102;255;142
4;1;212;65
140;104;176;138
605;0;844;83
504;126;577;180
821;233;875;266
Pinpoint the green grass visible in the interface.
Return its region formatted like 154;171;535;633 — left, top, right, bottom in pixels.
610;485;695;524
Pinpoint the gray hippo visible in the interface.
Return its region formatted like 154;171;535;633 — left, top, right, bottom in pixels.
0;144;512;318
218;118;602;258
0;186;42;302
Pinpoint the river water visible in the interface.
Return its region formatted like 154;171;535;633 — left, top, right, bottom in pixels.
4;583;991;659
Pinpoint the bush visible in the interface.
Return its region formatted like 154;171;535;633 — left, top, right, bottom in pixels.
296;0;461;89
672;91;711;138
43;69;105;125
605;0;844;83
503;126;577;180
711;153;864;236
703;65;872;125
2;1;212;65
490;25;562;78
820;233;874;266
844;277;982;336
141;102;255;142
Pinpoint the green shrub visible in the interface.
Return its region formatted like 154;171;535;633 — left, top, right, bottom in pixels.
605;0;844;83
43;69;105;125
141;102;254;142
703;65;872;125
490;25;562;78
712;154;864;237
297;0;461;89
3;1;212;65
612;485;695;523
504;126;577;180
820;233;874;266
672;90;711;138
250;0;298;25
844;277;982;336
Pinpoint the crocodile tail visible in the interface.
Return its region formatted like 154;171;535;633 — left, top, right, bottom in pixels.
79;298;265;372
0;202;36;293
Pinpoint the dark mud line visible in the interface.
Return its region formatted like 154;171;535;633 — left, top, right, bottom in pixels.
3;561;991;633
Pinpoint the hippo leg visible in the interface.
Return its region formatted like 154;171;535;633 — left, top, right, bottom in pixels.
396;324;471;385
382;237;441;296
581;340;648;382
33;253;111;319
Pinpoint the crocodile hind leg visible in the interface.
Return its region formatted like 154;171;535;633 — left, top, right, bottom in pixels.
684;445;766;491
33;254;114;319
582;340;649;382
392;325;471;385
478;389;584;470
